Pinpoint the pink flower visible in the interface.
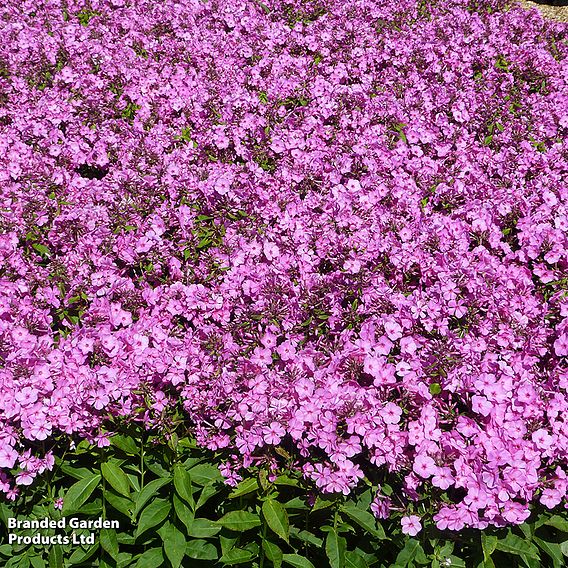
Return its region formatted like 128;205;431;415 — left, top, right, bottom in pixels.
0;447;18;469
380;402;402;424
401;515;422;536
276;341;296;361
263;422;286;445
553;334;568;357
413;454;437;478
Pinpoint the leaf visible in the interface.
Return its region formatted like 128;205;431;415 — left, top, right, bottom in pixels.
173;464;194;508
446;555;466;568
262;499;290;543
62;475;101;514
534;538;563;568
134;547;164;568
100;528;119;557
32;243;50;256
216;510;261;532
186;540;218;560
110;435;139;455
173;494;194;532
104;490;133;517
283;554;316;568
68;543;99;565
186;517;221;538
220;535;239;556
48;545;63;568
195;482;220;510
312;495;336;511
220;548;255;565
30;556;46;568
102;462;131;498
326;529;346;568
545;516;568;532
345;551;368;568
263;540;283;568
340;505;386;539
289;527;323;548
229;477;259;498
495;533;539;560
161;523;186;568
134;478;170;516
59;464;93;480
136;499;171;538
482;535;498;560
188;463;223;486
394;539;423;567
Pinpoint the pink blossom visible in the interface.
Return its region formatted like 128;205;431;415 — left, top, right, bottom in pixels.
401;515;422;536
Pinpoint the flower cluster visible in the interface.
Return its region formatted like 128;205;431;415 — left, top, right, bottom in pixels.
0;0;567;531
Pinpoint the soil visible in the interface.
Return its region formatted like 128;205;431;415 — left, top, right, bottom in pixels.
518;0;568;22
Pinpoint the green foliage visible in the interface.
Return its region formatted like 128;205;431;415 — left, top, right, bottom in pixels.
1;423;568;567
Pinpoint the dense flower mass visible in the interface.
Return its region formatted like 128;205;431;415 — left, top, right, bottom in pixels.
0;0;567;531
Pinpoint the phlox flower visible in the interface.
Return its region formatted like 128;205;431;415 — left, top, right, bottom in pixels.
401;515;422;536
263;422;286;445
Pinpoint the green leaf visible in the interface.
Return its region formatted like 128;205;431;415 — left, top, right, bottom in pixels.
186;540;218;560
216;510;261;532
263;540;283;568
345;551;368;568
326;529;346;568
100;528;119;557
429;383;442;395
187;517;221;538
560;540;568;556
340;505;386;539
134;547;164;568
48;545;63;568
195;481;220;510
312;495;337;511
220;535;239;556
274;475;299;487
495;533;539;560
30;556;46;568
395;539;423;567
283;554;316;568
534;538;563;568
173;464;195;508
59;464;93;480
136;499;171;538
289;527;323;547
32;243;50;256
68;543;99;565
110;434;139;455
229;477;259;498
102;462;131;498
62;475;101;514
173;494;194;532
104;489;133;517
262;499;290;543
482;535;498;561
545;515;568;532
134;477;170;516
220;548;255;565
161;523;186;568
0;545;12;557
188;463;223;486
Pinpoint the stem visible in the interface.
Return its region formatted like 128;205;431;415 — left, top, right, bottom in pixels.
99;446;106;521
140;431;145;490
259;516;267;568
